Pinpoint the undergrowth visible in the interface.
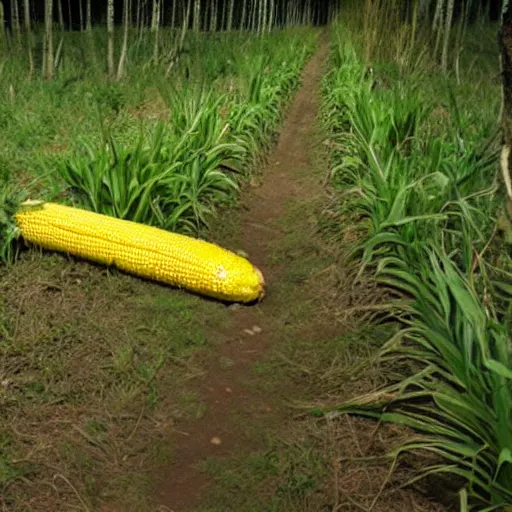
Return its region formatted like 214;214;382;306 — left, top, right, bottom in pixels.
0;28;316;262
320;7;512;511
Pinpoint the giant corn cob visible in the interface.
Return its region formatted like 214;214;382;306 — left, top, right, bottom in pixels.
15;201;264;303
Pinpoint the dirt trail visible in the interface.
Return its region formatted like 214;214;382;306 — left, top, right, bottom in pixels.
156;41;330;511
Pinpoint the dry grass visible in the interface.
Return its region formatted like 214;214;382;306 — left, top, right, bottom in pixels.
0;251;226;511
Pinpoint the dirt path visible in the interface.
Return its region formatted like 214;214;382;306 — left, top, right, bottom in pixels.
156;41;331;511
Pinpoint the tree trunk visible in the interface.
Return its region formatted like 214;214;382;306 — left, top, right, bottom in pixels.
68;0;72;30
86;0;92;31
499;0;512;217
107;0;115;78
56;0;64;30
165;0;191;77
44;0;54;79
227;0;234;31
441;0;454;72
257;0;263;34
268;0;274;31
24;0;34;78
193;0;200;32
262;0;267;34
240;0;247;31
117;0;130;79
409;0;419;51
171;0;177;29
0;3;4;46
23;0;34;79
433;0;445;57
11;0;21;46
152;0;160;62
209;0;217;31
151;0;159;31
79;0;84;31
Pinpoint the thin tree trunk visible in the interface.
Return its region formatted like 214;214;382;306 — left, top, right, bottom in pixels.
227;0;234;31
24;0;34;78
0;3;4;46
410;0;419;50
171;0;176;29
11;0;21;46
166;0;191;76
433;0;445;57
56;0;64;30
240;0;247;31
252;0;258;31
268;0;274;31
257;0;264;34
263;0;268;34
220;0;226;30
152;0;160;62
143;0;149;28
117;0;130;79
86;0;92;31
67;0;72;30
44;0;54;79
499;0;512;217
441;0;454;72
432;0;443;31
79;0;84;31
107;0;115;78
193;0;200;32
151;0;159;31
210;0;217;31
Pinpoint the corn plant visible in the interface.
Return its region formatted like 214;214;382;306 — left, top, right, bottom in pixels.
330;247;512;510
320;20;508;510
52;114;240;234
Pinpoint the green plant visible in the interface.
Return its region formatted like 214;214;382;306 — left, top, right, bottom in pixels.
328;248;512;510
51;119;240;234
0;183;26;264
321;16;508;510
46;31;315;237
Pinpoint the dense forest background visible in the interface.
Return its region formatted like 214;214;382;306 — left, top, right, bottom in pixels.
0;0;505;30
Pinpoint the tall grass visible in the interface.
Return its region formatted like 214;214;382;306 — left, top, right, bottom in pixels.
0;27;315;181
320;13;512;510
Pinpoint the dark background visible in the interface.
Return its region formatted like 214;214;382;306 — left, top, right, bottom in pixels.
1;0;338;28
0;0;506;29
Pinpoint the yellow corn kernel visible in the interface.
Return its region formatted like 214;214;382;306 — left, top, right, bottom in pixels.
15;202;265;303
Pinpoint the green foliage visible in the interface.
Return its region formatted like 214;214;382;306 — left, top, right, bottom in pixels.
335;250;512;509
0;28;317;259
49;34;314;233
0;184;26;264
321;18;509;510
51;105;241;234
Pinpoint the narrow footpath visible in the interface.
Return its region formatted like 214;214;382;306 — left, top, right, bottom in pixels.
156;40;332;511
